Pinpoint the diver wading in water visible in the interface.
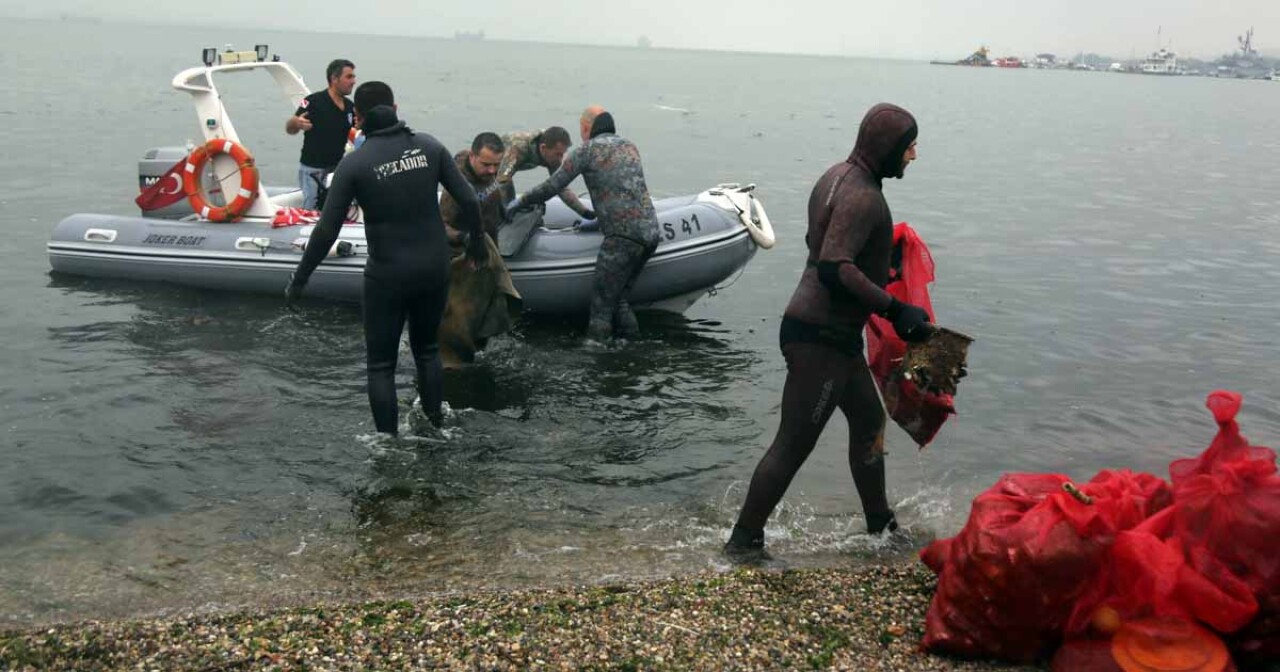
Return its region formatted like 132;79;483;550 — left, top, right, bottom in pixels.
286;81;487;434
725;103;932;563
505;106;660;342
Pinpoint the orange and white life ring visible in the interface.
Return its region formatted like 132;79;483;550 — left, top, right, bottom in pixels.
183;139;259;222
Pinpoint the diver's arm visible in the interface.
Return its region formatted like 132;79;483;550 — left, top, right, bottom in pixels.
557;181;593;218
292;162;355;286
814;194;892;313
521;146;585;207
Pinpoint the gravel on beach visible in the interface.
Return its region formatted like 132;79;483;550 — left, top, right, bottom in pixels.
1;562;1043;671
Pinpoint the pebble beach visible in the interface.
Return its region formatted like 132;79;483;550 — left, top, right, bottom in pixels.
1;562;1042;671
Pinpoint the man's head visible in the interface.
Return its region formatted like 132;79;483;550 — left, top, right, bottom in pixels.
326;59;356;96
849;103;918;180
469;132;504;181
579;105;606;142
900;139;918;175
537;126;572;169
353;81;395;128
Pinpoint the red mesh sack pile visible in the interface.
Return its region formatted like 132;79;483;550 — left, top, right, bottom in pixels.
921;469;1171;662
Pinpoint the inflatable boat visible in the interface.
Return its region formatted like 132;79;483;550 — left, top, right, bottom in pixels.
47;46;776;314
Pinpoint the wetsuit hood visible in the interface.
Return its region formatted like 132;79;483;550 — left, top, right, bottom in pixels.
589;112;616;139
847;103;917;181
362;105;407;136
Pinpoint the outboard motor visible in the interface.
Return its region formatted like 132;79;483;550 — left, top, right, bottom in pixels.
137;146;217;219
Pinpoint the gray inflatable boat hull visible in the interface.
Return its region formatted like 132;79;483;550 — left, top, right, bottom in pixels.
48;193;761;315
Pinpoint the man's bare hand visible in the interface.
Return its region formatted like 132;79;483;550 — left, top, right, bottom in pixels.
288;112;313;133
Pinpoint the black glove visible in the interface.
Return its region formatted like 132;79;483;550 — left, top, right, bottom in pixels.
575;218;600;233
466;235;489;267
884;298;933;343
284;273;305;310
581;208;596;220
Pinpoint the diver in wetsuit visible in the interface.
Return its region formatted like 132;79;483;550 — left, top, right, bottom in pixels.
505;106;660;341
724;103;932;562
286;81;487;434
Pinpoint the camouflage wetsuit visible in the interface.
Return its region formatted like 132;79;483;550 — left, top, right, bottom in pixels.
519;122;660;340
441;149;505;241
478;130;593;219
729;104;921;551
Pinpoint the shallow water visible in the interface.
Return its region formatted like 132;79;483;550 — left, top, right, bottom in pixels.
2;19;1278;625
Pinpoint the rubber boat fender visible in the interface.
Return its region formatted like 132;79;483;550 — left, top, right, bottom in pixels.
183;139;259;222
717;185;775;249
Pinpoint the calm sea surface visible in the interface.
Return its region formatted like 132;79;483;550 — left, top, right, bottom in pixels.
2;19;1278;625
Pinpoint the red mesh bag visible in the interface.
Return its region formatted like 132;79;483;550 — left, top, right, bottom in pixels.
1171;392;1280;668
866;222;955;446
921;469;1170;662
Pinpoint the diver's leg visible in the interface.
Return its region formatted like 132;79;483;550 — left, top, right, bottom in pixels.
838;354;896;534
728;343;853;555
363;276;408;434
613;239;655;338
405;274;450;427
587;236;640;341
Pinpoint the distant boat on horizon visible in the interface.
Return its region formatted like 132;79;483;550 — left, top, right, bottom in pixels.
637;35;652;49
930;45;991;67
454;30;485;42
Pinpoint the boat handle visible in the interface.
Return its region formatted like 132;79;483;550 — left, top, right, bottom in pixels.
235;237;273;255
84;228;118;243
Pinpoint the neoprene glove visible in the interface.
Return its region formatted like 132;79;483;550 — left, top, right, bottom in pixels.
884;297;933;343
581;208;596;220
576;218;600;233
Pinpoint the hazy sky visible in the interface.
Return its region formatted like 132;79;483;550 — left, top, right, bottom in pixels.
3;0;1277;60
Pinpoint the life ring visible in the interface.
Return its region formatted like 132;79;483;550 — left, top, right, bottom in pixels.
183;139;259;222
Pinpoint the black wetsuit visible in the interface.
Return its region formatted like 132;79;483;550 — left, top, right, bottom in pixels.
730;104;920;549
291;106;483;433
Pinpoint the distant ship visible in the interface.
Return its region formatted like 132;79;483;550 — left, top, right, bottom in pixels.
1211;28;1273;79
454;30;485;42
637;35;652;49
931;45;991;67
1140;48;1180;75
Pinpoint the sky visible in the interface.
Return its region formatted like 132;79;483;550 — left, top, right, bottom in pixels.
2;0;1277;61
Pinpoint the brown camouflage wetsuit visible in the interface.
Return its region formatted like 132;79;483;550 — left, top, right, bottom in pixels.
520;129;661;340
731;104;919;545
478;130;593;219
441;149;505;241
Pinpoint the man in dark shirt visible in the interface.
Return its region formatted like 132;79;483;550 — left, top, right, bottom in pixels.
724;103;932;563
285;59;356;209
286;81;486;434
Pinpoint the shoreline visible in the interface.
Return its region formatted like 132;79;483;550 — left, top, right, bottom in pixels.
1;561;1040;671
